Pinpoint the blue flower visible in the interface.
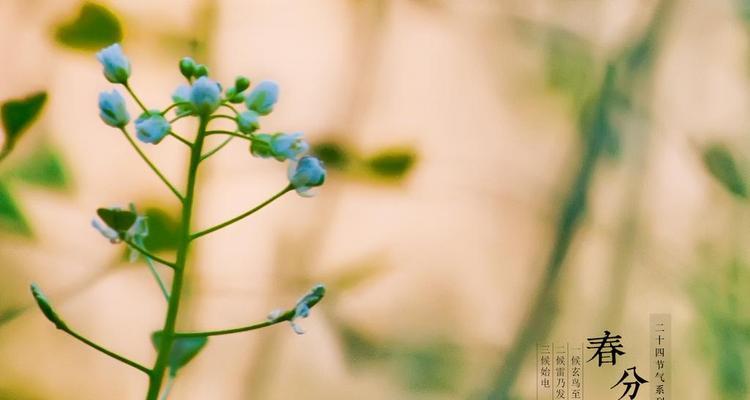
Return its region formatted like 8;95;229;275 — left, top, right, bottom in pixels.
237;110;260;134
96;44;131;84
171;85;194;116
189;76;222;115
245;80;278;115
270;132;308;161
98;90;130;127
250;133;273;158
267;284;326;335
288;156;326;196
135;110;171;144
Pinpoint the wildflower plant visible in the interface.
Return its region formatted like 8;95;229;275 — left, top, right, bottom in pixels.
30;43;327;399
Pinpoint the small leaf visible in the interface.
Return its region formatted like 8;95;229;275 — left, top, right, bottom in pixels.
8;143;70;189
365;148;417;179
54;2;123;50
1;92;47;152
152;332;208;376
702;144;748;198
0;180;31;235
30;283;67;330
141;207;180;252
97;208;136;232
312;141;351;170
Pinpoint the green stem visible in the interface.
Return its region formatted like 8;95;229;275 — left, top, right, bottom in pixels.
124;83;149;113
220;103;240;115
0;147;10;164
64;327;150;374
200;136;234;162
169;131;193;148
145;116;209;400
190;185;292;241
122;238;176;269
208;114;236;122
175;311;293;338
145;256;170;301
119;128;184;202
161;102;191;116
205;130;251;141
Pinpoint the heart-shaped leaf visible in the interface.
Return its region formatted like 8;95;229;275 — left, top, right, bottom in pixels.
1;92;47;153
96;208;136;232
8;142;70;190
54;2;122;50
152;332;208;377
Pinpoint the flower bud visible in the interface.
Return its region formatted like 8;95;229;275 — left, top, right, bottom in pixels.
179;57;196;79
189;77;221;115
245;80;278;115
135;110;171;144
234;76;250;92
98;89;130;127
237;110;260;134
171;85;194;116
250;133;273;158
194;64;209;78
270;132;308;161
288;156;326;196
96;43;131;84
30;283;67;330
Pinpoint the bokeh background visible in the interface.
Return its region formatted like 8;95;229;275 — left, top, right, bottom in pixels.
1;0;749;399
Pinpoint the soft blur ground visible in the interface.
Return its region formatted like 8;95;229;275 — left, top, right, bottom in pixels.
1;0;749;399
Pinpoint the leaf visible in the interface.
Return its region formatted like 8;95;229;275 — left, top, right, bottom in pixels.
702;144;748;198
339;326;389;367
1;92;47;152
0;180;30;236
8;143;70;189
312;141;351;171
544;29;596;109
97;208;136;232
152;332;208;377
365;148;417;179
141;207;180;252
54;2;123;50
394;343;462;393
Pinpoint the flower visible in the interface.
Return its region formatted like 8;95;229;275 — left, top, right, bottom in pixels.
189;76;222;115
171;85;194;116
268;284;326;335
96;44;131;84
98;90;130;127
288;156;326;196
245;80;278;115
271;132;308;161
135;110;171;144
250;133;309;161
237;110;260;134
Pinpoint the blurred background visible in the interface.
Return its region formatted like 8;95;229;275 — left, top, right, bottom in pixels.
1;0;749;398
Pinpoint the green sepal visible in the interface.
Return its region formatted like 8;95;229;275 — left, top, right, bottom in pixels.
96;207;137;232
152;331;208;377
30;283;67;330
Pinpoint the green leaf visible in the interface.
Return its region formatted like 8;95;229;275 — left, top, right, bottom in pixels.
365;148;417;179
394;343;462;393
141;207;180;252
0;180;30;236
312;141;351;171
97;208;136;232
29;283;67;330
152;332;208;376
54;2;123;50
544;30;596;109
702;144;748;198
1;92;47;153
8;143;70;189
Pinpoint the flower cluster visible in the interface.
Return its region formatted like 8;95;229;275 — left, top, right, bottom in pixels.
95;43;326;195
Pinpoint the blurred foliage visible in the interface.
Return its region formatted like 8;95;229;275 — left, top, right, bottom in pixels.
1;92;47;159
691;257;750;399
339;326;462;393
543;28;597;111
312;140;417;183
0;181;30;235
702;144;748;199
152;332;208;377
54;2;122;51
5;143;70;191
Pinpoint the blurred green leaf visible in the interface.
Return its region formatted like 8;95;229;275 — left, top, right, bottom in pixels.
0;180;30;236
152;332;208;377
142;207;180;252
97;207;136;232
1;92;47;154
702;144;748;198
340;326;389;367
365;148;416;179
328;261;389;293
8;143;70;189
545;30;596;109
55;2;122;50
395;343;462;393
312;141;351;171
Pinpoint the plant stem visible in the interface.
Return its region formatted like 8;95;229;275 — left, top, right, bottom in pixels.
145;116;209;400
200;136;233;162
124;83;149;113
205;130;251;141
122;238;176;268
190;185;292;241
64;326;150;374
145;256;170;301
174;311;293;338
120;128;184;202
169;131;193;148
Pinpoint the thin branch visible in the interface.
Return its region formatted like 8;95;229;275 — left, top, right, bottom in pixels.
205;130;251;141
169;131;193;147
191;186;292;241
64;327;151;374
208;114;236;123
144;256;170;301
119;128;184;202
124;83;148;113
122;238;176;269
200;136;234;162
220;103;240;115
174;310;293;338
161;102;191;116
